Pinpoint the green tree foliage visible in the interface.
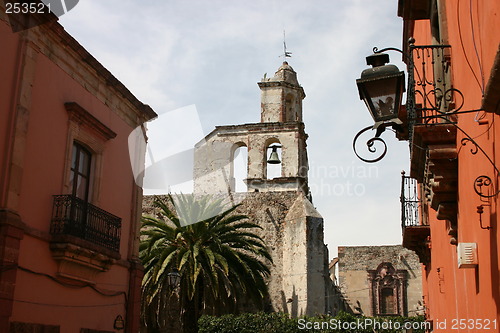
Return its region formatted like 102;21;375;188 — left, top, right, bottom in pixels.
198;312;428;333
140;194;272;332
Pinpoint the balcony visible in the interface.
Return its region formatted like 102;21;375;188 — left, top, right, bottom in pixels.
406;44;454;148
51;195;121;252
400;172;430;264
50;195;121;282
403;44;459;243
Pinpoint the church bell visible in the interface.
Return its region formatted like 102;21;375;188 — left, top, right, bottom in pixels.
267;146;281;164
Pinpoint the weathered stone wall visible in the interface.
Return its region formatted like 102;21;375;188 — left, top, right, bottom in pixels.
147;60;328;318
193;122;308;194
258;62;305;123
193;61;308;195
282;193;326;316
143;191;327;316
233;192;298;313
337;245;423;316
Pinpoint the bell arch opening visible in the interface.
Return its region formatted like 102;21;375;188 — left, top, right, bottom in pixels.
264;138;282;180
231;143;248;192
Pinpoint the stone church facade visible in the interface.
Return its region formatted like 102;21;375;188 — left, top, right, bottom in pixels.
334;245;423;317
144;62;331;316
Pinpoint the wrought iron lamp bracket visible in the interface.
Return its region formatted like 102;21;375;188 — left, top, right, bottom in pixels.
456;125;500;199
373;43;470;119
353;122;399;163
354;43;499;199
372;46;405;57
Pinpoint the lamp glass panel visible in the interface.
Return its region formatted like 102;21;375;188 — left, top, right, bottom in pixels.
168;271;180;287
363;77;399;121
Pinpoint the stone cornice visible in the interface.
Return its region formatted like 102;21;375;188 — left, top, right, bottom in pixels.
257;81;306;98
410;123;459;244
65;102;117;141
196;121;307;147
0;6;157;127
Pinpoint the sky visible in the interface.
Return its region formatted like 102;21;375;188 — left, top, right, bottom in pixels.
59;0;411;258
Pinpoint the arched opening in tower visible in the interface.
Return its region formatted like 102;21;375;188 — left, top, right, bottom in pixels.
232;144;248;192
284;93;296;122
265;142;282;180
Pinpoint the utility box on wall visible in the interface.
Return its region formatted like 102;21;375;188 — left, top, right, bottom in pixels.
457;243;478;268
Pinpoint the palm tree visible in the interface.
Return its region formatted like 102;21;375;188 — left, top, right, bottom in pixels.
140;194;272;332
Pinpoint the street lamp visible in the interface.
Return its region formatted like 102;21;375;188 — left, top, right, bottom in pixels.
167;269;181;288
356;52;405;128
353;51;406;163
113;315;125;330
352;42;500;199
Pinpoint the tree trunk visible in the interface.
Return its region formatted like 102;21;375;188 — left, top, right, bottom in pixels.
181;295;198;333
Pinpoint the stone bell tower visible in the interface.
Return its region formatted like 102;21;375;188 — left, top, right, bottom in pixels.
190;62;328;316
193;61;309;194
259;61;305;123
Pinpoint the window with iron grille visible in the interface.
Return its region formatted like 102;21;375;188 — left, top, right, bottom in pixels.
401;172;422;228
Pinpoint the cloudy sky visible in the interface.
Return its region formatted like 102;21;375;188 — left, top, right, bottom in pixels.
59;0;410;258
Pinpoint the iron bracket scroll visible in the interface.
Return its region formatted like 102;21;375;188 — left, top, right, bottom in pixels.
353;124;390;163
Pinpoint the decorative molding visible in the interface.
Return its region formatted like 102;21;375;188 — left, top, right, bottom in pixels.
368;263;408;316
411;123;458;244
65;102;116;141
245;177;308;194
402;228;431;264
50;240;117;284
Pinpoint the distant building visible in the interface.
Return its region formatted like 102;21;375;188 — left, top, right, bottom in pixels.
333;245;423;317
0;5;156;332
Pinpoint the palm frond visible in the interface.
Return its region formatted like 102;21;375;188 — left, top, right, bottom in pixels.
140;195;272;330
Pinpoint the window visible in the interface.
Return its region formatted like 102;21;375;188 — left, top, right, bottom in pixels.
70;142;92;201
63;102;116;203
49;103;121;283
430;0;442;44
368;263;407;316
380;288;395;315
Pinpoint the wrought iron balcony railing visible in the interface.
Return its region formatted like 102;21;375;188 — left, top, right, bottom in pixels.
400;171;421;229
51;195;121;252
400;171;431;264
406;43;456;146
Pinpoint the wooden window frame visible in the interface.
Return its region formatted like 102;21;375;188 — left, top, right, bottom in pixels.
63;102;116;205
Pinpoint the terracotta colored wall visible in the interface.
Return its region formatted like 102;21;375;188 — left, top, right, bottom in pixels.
0;8;152;332
0;19;22;209
410;1;500;331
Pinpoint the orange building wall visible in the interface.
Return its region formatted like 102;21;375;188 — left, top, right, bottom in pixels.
0;8;155;332
409;1;500;331
0;20;22;209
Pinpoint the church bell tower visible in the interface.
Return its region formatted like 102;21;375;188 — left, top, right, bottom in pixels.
193;61;310;195
258;61;305;123
191;61;327;317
